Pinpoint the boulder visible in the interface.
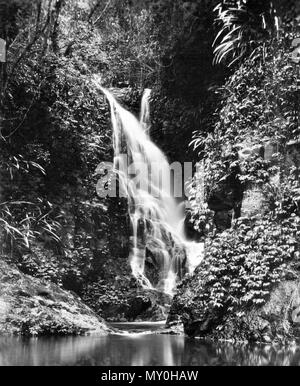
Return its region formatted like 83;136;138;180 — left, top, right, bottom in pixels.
99;288;172;322
241;186;268;217
286;140;300;169
212;280;300;343
207;174;243;230
82;256;172;322
168;277;300;343
0;260;110;336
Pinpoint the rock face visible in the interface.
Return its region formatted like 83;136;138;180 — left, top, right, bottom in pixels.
126;290;172;322
82;256;172;322
239;280;300;343
168;275;300;343
0;260;110;336
207;173;243;231
167;138;300;343
241;185;269;217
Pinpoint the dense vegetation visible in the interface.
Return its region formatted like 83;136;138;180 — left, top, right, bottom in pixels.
0;0;223;293
0;0;300;337
167;1;300;342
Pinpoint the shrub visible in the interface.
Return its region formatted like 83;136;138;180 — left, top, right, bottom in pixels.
177;213;300;322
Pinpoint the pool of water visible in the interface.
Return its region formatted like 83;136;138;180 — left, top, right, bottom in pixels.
0;323;300;366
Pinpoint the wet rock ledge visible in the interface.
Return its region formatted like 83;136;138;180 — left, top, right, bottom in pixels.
0;261;110;336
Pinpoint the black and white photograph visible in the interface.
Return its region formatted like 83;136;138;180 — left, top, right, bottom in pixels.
0;0;300;370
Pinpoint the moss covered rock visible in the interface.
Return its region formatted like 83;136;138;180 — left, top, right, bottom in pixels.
168;216;300;343
0;261;110;336
82;256;172;322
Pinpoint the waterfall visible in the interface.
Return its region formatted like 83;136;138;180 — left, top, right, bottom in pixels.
140;88;151;133
93;78;204;295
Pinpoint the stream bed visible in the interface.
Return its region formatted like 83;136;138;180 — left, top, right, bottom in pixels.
0;322;300;366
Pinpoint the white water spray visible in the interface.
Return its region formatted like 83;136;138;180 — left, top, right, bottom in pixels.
140;88;151;133
93;78;203;295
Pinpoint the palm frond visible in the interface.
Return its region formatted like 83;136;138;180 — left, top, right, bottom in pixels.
213;0;278;67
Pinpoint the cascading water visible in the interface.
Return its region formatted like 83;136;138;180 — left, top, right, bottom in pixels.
93;78;204;295
140;88;151;133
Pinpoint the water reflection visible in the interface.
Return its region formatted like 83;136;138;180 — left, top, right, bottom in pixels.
0;334;300;366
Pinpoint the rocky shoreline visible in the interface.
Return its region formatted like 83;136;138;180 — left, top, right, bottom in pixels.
1;248;300;344
167;267;300;344
1;254;300;344
0;260;110;336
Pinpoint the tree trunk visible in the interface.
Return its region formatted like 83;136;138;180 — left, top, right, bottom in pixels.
0;0;7;101
51;0;64;53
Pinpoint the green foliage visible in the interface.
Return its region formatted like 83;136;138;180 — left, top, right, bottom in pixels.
1;1;299;329
213;0;279;67
16;312;86;337
0;201;61;251
264;166;300;218
178;213;300;321
172;8;300;339
151;93;205;163
83;279;130;315
194;40;299;149
190;34;299;223
82;257;138;320
0;0;131;293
